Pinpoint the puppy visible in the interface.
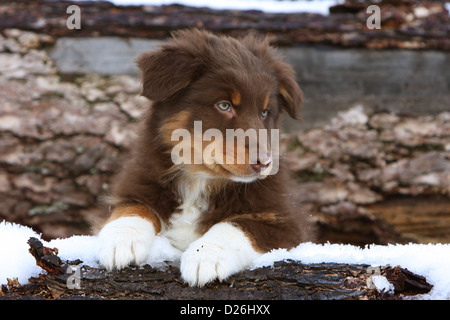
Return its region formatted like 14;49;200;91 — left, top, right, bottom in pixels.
97;29;315;286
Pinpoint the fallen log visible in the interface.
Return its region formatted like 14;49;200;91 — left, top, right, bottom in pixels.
0;238;432;300
1;0;449;50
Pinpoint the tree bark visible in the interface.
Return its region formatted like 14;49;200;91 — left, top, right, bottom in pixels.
0;0;449;50
0;238;432;300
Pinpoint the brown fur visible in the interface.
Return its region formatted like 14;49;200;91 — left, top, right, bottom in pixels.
102;28;315;253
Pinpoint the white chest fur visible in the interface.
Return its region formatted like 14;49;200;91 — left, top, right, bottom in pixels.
162;174;211;251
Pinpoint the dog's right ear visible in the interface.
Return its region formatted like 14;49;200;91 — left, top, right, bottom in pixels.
136;45;203;102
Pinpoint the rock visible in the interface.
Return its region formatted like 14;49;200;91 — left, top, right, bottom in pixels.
328;163;354;182
0;173;11;193
369;113;401;130
80;84;108;102
393;152;450;187
331;105;369;128
285;151;319;172
3;28;54;50
337;128;382;160
346;182;382;205
40;140;77;165
115;93;148;119
292;105;450;244
357;168;381;183
298;129;342;161
32;76;81;101
13;173;55;194
28;201;69;217
0;51;56;79
317;183;349;205
105;122;139;147
321;201;358;216
393;119;442;147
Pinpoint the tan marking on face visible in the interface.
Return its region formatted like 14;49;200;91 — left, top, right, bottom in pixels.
159;110;192;146
209;137;254;178
262;93;270;111
231;90;241;106
161;107;267;181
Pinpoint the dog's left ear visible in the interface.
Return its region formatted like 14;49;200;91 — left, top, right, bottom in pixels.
241;34;303;120
273;61;303;121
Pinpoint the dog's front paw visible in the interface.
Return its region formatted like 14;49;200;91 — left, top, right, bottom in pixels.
180;222;261;287
97;216;156;270
180;239;238;287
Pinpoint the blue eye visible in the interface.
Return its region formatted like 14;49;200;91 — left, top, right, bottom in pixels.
261;109;269;119
216;101;232;112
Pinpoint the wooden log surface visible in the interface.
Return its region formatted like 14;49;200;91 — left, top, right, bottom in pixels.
0;0;449;50
0;238;433;300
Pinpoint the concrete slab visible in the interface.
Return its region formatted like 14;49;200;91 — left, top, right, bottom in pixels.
49;37;450;131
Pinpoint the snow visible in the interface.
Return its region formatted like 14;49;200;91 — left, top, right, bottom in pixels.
0;221;45;286
251;242;450;299
80;0;343;15
371;275;394;293
1;220;450;299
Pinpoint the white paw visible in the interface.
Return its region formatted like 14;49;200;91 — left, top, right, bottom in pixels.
97;216;156;270
180;239;238;287
180;222;261;287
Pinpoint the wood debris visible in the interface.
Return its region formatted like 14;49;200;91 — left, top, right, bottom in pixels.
0;0;448;50
27;237;64;275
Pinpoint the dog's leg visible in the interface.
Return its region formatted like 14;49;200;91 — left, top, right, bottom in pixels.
180;222;262;287
97;203;161;270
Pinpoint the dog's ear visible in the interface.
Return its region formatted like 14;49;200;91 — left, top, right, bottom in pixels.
242;34;303;120
274;61;303;121
136;40;204;101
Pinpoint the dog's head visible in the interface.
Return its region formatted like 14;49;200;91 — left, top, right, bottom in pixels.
136;29;303;183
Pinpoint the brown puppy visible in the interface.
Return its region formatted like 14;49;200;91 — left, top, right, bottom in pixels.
97;29;315;286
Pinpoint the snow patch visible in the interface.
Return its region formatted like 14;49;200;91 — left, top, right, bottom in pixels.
251;242;450;299
1;221;450;299
371;275;394;293
0;221;44;285
80;0;343;15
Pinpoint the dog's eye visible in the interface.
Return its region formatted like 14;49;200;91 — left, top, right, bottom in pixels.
216;101;232;112
261;109;269;119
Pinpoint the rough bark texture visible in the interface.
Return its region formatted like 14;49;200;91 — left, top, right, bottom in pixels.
0;0;449;50
0;238;433;300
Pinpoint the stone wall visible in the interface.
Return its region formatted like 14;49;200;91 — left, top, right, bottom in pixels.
0;30;145;238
